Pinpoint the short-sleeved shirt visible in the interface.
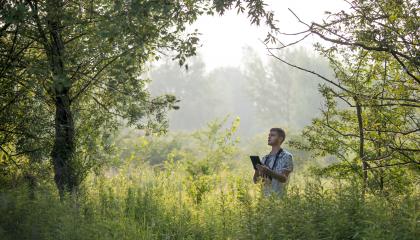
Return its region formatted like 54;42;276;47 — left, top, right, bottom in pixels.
261;149;294;196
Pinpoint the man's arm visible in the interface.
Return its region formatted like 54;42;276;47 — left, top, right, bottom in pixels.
267;168;291;183
253;169;270;183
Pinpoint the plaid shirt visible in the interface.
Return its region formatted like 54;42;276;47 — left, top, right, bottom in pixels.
261;149;294;196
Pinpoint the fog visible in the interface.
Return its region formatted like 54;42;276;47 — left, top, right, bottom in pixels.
148;47;333;137
145;0;345;138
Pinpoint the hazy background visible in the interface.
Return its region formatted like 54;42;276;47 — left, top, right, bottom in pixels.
144;0;347;138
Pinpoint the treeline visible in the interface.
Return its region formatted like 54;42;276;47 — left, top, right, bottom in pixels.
147;47;330;135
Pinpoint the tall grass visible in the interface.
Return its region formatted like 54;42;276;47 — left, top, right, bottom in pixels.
1;119;418;239
0;160;418;240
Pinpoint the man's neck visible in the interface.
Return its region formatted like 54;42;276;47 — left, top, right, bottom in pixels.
270;145;282;155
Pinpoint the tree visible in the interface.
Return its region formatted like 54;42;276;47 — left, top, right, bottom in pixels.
276;0;419;85
267;0;419;194
0;0;277;195
286;50;419;195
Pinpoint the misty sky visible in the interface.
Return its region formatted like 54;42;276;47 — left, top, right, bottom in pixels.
146;0;349;135
190;0;348;71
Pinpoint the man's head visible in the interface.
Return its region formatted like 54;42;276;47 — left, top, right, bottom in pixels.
267;127;286;146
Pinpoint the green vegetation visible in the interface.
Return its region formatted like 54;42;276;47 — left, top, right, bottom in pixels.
268;0;419;196
1;119;418;239
1;0;418;239
0;0;277;196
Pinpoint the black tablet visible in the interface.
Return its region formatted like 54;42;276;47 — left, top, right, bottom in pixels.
250;156;262;170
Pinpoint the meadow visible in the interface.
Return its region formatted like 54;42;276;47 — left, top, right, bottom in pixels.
1;119;418;240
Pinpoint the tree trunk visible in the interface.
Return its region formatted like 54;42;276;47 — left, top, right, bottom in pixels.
51;89;76;196
46;0;78;197
355;98;368;196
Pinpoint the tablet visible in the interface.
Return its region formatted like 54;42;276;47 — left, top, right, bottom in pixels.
250;156;262;170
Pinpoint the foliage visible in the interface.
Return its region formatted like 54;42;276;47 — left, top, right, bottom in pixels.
309;0;419;83
0;0;278;192
268;0;419;195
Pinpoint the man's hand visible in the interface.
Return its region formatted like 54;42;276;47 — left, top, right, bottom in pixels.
253;169;260;183
253;165;268;183
255;164;271;180
256;164;290;183
256;164;270;175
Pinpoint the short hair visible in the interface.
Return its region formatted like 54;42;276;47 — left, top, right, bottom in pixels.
270;127;286;143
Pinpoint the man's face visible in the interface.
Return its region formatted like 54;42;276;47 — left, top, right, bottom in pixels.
267;130;283;146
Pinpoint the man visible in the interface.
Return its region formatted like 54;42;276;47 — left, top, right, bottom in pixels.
253;127;294;197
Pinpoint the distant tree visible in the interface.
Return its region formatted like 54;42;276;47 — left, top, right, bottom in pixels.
243;47;332;130
149;56;259;136
0;0;277;195
208;66;259;135
149;56;222;130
